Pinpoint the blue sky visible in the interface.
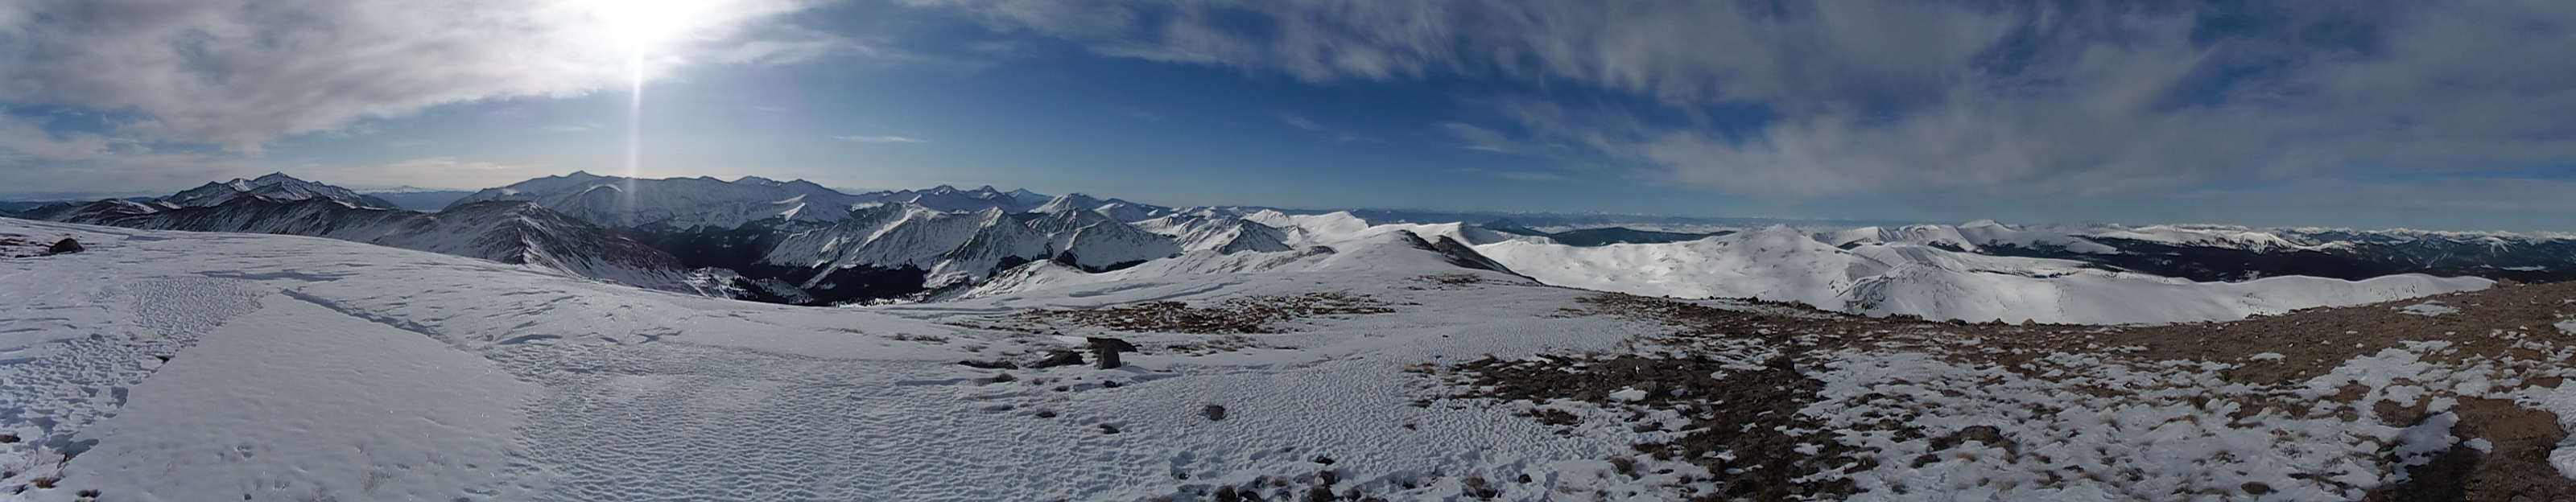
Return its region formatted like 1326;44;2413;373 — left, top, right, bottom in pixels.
6;1;2576;231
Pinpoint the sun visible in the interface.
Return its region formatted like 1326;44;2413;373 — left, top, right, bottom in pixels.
572;0;733;56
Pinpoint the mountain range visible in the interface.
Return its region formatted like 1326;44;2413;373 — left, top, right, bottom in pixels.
5;171;2571;323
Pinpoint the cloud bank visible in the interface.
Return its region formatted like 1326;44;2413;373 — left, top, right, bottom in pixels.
918;0;2576;200
0;0;832;151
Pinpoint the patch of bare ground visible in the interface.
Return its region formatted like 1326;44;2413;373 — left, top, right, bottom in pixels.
1451;282;2576;501
1403;273;1486;290
1453;353;1852;500
990;292;1397;334
1451;294;1885;500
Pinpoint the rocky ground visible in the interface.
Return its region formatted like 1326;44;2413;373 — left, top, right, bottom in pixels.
1439;281;2576;501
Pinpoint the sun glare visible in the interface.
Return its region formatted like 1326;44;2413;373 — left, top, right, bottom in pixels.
575;0;731;56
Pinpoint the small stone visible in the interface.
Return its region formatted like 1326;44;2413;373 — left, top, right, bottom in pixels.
43;238;82;255
1203;404;1228;421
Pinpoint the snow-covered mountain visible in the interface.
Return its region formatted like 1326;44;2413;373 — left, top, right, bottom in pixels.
27;176;724;294
1818;220;2576;283
744;204;1184;303
1476;225;2488;324
451;171;877;229
954;211;2496;324
163;172;400;209
11;204;2576;500
442;174;1190;304
22;171;2565;322
458;173;1181;230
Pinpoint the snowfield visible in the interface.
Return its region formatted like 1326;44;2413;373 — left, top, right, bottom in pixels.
1472;225;2489;325
4;216;2574;501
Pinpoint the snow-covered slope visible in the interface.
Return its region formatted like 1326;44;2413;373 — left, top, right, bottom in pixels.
0;217;1670;501
1141;212;1295;254
10;216;2574;500
1476;225;2490;324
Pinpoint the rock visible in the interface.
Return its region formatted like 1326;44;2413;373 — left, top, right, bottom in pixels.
958;359;1018;369
1087;336;1140;352
1030;349;1085;368
44;237;82;255
1088;336;1137;369
1203;404;1228;421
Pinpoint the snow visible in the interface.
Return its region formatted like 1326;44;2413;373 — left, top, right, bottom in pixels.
2401;302;2460;316
60;295;539;501
0;217;1695;500
1791;336;2576;501
1468;224;2488;324
0;211;2551;500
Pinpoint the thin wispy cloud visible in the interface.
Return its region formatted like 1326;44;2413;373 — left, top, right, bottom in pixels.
923;0;2576;206
1436;122;1515;153
1275;111;1324;131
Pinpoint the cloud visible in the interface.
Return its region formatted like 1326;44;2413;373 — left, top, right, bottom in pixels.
326;157;551;190
1435;122;1514;153
0;0;838;151
0;115;110;161
0;150;275;195
1274;110;1378;143
918;0;2576;202
1275;111;1324;131
834;134;929;142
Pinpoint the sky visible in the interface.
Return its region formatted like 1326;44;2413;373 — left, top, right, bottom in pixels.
5;1;2576;231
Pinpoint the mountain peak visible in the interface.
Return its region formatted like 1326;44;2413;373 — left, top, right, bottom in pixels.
163;172;392;209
